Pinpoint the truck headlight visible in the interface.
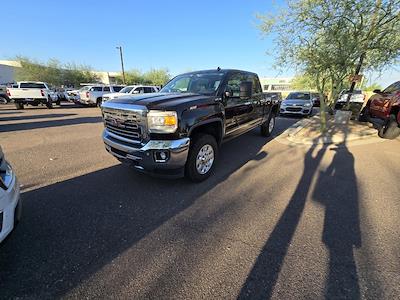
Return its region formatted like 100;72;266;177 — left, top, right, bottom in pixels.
147;110;178;133
304;102;312;107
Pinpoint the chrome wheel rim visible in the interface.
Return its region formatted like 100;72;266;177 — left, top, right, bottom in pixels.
196;144;214;175
269;117;275;133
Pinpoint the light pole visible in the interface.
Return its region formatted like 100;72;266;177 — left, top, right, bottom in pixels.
116;46;126;84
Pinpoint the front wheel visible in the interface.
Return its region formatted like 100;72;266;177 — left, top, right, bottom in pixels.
358;106;370;122
378;115;400;139
185;134;218;182
46;97;53;109
15;102;24;110
261;113;276;137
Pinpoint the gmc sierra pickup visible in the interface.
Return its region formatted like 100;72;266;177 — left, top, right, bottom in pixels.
101;69;279;181
359;81;400;139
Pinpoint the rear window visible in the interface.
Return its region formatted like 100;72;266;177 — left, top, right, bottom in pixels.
112;86;124;92
287;92;310;100
20;83;46;89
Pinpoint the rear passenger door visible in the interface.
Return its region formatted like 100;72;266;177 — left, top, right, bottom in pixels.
248;74;266;125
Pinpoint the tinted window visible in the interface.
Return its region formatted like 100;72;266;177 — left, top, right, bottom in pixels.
103;86;110;92
20;83;46;89
383;81;400;94
287;92;311;100
112;86;124;92
144;87;154;93
160;72;224;95
226;72;249;97
91;86;103;92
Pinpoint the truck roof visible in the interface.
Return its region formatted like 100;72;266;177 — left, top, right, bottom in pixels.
179;69;258;76
18;81;48;84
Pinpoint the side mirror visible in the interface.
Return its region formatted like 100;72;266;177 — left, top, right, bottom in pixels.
133;90;140;94
373;89;382;94
240;81;252;98
224;91;232;98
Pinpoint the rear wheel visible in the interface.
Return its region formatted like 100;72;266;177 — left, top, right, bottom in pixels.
15;102;24;110
96;98;102;107
56;97;61;106
46;97;53;109
185;134;218;182
261;113;276;137
0;96;7;104
378;114;400;139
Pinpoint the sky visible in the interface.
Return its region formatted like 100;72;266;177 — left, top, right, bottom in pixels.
1;0;398;86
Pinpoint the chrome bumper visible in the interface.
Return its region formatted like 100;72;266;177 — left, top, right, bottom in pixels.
103;129;190;177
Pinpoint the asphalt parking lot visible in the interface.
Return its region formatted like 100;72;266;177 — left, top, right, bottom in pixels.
0;103;399;299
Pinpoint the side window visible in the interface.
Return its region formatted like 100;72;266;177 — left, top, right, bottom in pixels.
135;87;145;94
250;75;262;94
144;87;153;93
91;86;103;92
226;73;248;97
383;81;400;94
103;86;110;92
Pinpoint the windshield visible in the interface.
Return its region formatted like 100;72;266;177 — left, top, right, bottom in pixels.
119;86;135;93
160;72;224;95
79;86;90;91
286;92;310;100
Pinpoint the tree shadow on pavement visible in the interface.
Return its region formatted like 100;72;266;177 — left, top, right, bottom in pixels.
0;119;297;299
0;113;77;122
312;142;361;299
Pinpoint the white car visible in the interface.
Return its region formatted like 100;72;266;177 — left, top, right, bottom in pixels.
102;85;159;103
0;146;21;243
335;89;366;110
79;85;125;106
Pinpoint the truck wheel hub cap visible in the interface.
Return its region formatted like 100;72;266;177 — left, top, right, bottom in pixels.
269;117;275;132
196;144;214;175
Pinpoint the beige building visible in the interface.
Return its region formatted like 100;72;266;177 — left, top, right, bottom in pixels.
0;60;121;85
259;77;294;92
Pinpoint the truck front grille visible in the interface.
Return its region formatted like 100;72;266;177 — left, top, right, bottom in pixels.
103;109;144;143
286;107;302;112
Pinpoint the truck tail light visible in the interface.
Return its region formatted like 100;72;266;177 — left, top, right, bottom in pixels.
86;91;90;98
41;89;45;97
6;88;10;96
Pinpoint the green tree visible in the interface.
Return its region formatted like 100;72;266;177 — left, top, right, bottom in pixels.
258;0;400;131
15;57;99;87
143;68;170;86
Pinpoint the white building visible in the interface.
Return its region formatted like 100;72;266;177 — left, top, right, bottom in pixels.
259;77;294;92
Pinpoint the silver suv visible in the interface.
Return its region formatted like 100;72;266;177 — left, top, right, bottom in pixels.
280;92;316;117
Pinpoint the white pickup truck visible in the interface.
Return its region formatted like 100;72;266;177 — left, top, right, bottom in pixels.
79;85;125;106
7;81;59;109
101;85;159;103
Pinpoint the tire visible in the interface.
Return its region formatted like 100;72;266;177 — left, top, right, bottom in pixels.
378;114;400;139
0;96;7;104
358;106;370;122
97;98;102;107
56;97;61;106
15;102;24;110
185;134;218;182
261;112;276;137
46;97;53;109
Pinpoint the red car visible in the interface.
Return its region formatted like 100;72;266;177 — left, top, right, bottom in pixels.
359;81;400;139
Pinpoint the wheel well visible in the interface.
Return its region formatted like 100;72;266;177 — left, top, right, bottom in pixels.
190;121;223;145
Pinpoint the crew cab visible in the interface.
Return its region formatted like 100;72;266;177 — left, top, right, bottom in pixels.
102;85;159;103
6;81;59;109
79;85;125;106
359;81;400;139
101;69;279;182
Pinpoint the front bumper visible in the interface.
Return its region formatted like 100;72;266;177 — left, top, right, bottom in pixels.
280;106;312;115
0;172;21;243
103;129;190;178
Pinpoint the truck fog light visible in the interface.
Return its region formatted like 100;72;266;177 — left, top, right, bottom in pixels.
154;151;169;162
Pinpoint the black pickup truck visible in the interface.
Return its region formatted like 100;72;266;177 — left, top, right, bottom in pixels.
101;69;279;182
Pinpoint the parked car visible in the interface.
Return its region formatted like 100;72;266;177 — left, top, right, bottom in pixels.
359;81;400;139
79;85;125;106
0;146;21;243
335;89;366;110
101;69;279;182
102;85;159;103
280;92;315;117
65;89;80;103
6;81;59;109
0;86;11;104
264;92;282;103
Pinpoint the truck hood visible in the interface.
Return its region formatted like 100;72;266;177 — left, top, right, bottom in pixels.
107;92;213;109
102;92;127;99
